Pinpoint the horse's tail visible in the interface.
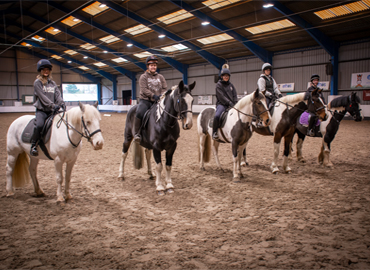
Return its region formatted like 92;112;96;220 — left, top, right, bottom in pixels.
131;142;144;170
198;133;212;163
12;152;31;188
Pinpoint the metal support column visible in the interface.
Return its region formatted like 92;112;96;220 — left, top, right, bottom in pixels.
330;47;339;95
14;49;20;101
98;82;102;105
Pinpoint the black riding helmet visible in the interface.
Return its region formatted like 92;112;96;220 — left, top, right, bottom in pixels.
37;59;52;72
146;55;158;66
220;64;231;78
311;74;320;82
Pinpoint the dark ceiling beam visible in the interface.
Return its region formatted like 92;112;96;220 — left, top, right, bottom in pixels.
17;8;146;71
0;0;94;56
99;0;226;70
169;0;273;63
266;0;339;95
48;1;188;74
3;31;116;82
266;0;338;56
10;19;135;80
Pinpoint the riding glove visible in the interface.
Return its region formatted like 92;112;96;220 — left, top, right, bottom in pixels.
153;95;161;101
53;104;61;112
278;93;283;98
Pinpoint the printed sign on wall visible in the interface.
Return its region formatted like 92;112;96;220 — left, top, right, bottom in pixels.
198;96;213;105
277;83;295;92
351;72;370;89
307;81;330;90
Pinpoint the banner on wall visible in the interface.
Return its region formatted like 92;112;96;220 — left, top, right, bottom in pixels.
307;81;330;90
351;72;370;89
277;83;294;92
198;95;213;105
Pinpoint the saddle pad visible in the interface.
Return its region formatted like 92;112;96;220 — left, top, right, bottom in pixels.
21;118;53;144
299;111;320;127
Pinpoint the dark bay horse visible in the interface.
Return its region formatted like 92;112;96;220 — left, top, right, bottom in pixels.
197;89;271;181
293;92;363;166
252;89;328;174
118;80;196;195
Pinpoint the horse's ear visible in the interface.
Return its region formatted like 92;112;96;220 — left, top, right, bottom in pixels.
188;81;196;91
165;89;172;96
79;101;85;112
312;88;318;95
254;88;260;99
178;80;184;92
94;101;99;108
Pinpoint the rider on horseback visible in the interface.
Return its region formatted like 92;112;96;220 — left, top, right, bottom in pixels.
257;63;283;109
133;55;167;143
212;64;238;141
30;59;66;156
306;74;326;136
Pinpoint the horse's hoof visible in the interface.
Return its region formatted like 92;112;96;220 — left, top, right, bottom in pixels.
240;161;249;167
272;168;279;174
36;192;46;197
233;177;241;183
157;190;165;196
298;158;306;163
166;188;174;194
149;175;155;180
118;176;125;181
6;192;14;197
200;167;205;171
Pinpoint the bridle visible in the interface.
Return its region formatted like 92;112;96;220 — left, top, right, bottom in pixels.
57;111;102;148
158;90;193;121
230;100;269;127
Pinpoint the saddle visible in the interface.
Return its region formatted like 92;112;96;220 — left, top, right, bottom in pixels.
21;114;56;159
208;108;230;129
298;111;322;137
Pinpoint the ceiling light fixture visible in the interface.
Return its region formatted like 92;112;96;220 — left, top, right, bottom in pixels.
99;3;106;8
158;34;165;38
104;51;108;53
68;61;72;63
84;56;88;59
127;43;133;47
202;21;210;25
263;3;274;8
53;28;59;32
73;18;79;22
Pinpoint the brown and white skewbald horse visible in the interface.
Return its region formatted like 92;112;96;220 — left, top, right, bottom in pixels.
252;88;328;174
197;89;271;181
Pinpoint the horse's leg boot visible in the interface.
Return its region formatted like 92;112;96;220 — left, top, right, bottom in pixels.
307;115;317;137
133;117;142;143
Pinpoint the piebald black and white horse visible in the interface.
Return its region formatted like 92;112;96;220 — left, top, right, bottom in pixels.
197;89;271;181
293;92;363;166
252;89;328;174
118;80;195;195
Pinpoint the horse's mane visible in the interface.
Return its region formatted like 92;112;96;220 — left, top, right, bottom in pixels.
234;92;254;110
279;92;306;106
329;96;348;109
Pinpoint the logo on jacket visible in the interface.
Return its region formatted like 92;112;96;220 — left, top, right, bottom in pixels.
43;86;56;93
148;78;162;92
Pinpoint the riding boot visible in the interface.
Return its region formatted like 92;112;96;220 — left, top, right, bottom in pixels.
307;115;317;137
133;117;142;143
212;118;220;140
30;127;40;156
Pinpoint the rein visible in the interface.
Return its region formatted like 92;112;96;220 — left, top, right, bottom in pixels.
158;92;192;122
56;110;101;148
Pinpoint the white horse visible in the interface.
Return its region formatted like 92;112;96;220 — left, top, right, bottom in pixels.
197;89;271;181
6;102;104;202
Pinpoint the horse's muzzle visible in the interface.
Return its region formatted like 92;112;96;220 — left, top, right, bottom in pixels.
92;138;104;150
